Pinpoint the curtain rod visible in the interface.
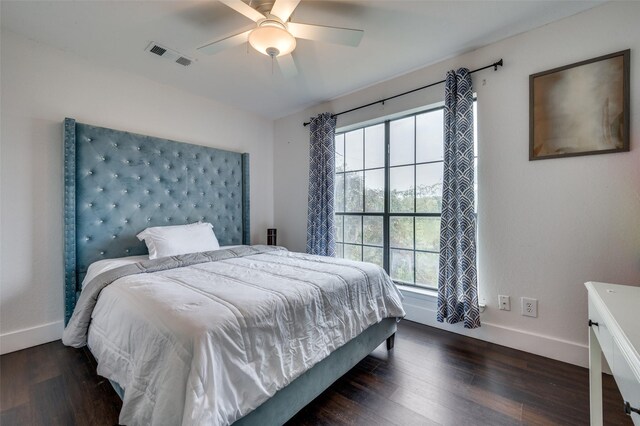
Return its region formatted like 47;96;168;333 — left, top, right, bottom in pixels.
303;59;503;127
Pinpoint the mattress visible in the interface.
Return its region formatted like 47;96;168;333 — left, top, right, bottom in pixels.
63;246;405;425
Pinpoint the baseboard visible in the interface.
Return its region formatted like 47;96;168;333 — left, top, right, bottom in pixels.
0;297;590;368
0;321;64;355
401;290;589;368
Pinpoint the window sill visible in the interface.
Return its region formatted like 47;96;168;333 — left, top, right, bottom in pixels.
396;284;438;300
396;284;486;312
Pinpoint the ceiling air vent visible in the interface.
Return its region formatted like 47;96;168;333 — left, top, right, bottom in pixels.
150;45;167;56
175;57;192;67
145;42;193;67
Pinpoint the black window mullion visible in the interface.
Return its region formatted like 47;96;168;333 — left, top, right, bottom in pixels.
360;215;364;261
340;171;346;213
413;116;417;285
413;116;417;214
383;120;390;273
342;212;345;251
412;218;416;285
383;212;440;217
361;130;366;214
338;212;384;216
414;248;440;255
389;159;444;168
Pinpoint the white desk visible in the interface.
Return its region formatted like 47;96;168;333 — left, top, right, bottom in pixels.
586;282;640;425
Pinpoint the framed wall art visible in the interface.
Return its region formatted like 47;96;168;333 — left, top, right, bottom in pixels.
529;49;630;160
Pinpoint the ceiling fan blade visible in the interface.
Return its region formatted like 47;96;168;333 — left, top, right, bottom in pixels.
287;22;363;47
277;53;298;78
270;0;301;22
219;0;265;22
197;29;252;55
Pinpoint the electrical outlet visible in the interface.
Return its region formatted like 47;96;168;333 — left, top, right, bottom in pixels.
498;295;510;311
521;297;538;317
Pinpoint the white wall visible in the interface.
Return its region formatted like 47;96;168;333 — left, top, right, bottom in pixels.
0;30;274;354
274;2;640;367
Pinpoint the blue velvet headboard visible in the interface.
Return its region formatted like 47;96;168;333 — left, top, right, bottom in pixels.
63;118;250;324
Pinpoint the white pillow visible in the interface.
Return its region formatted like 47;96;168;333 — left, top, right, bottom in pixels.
136;222;220;260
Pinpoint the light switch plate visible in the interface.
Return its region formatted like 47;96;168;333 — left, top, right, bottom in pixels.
498;295;510;311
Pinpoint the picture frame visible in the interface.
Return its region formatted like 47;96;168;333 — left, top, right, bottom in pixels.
529;49;630;160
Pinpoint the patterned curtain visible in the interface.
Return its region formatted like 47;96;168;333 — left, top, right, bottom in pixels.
437;68;480;329
306;112;337;256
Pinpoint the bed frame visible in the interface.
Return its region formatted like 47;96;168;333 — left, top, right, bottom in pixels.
63;118;396;425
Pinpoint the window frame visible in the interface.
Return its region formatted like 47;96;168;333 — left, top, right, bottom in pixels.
334;102;477;290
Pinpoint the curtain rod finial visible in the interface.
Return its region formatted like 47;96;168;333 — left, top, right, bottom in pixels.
494;59;504;71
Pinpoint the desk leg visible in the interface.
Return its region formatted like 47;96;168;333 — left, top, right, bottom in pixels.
589;326;603;426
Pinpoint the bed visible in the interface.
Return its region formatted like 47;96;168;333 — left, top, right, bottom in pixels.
61;118;405;425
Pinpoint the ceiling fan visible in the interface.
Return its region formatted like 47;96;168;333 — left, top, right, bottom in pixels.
197;0;364;77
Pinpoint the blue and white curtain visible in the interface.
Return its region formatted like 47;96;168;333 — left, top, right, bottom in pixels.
437;68;480;329
306;112;337;256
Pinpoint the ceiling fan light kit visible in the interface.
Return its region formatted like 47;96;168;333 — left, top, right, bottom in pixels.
249;19;296;57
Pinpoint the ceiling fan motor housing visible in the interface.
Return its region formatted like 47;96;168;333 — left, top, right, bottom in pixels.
249;19;296;57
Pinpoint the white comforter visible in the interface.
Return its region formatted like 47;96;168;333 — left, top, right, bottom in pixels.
77;248;405;425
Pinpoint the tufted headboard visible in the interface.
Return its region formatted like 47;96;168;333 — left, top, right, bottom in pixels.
63;118;250;324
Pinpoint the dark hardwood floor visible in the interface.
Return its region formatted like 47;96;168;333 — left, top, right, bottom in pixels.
1;320;632;425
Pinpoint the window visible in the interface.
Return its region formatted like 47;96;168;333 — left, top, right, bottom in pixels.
334;104;477;289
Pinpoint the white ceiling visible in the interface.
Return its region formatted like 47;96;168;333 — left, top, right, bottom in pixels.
1;1;602;119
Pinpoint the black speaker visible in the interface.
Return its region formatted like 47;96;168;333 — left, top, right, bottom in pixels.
267;228;277;246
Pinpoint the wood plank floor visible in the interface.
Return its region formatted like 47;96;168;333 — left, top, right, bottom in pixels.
1;320;632;425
